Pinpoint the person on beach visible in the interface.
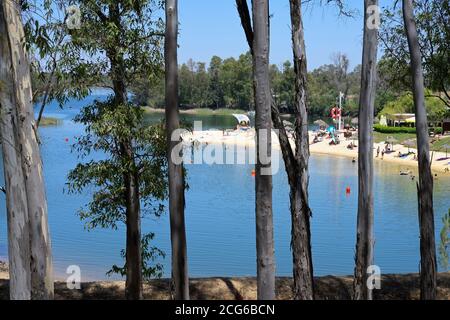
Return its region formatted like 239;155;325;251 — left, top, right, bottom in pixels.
376;145;380;158
381;150;385;160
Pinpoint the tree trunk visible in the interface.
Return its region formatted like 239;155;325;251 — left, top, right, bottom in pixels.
288;0;314;300
115;85;143;300
122;142;143;300
353;0;378;301
402;0;437;300
252;0;275;300
0;3;32;300
2;0;53;299
104;2;144;299
165;0;190;300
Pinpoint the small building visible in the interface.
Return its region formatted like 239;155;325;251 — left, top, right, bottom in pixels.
385;114;450;134
385;113;416;127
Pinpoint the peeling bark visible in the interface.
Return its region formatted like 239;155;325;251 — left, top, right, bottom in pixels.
0;3;31;300
402;0;437;300
353;0;378;301
165;0;190;300
1;0;53;299
252;0;275;300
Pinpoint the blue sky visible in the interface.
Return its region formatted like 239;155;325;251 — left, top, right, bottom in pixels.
178;0;392;70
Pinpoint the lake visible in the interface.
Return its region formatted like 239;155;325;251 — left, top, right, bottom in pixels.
0;91;449;281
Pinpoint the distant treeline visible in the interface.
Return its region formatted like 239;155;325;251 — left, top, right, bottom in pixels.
32;52;447;120
130;52;366;118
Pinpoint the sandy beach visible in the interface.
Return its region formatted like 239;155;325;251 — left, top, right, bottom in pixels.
181;129;450;174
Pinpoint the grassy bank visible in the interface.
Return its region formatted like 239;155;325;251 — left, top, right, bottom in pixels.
432;137;450;152
142;107;246;116
374;132;450;152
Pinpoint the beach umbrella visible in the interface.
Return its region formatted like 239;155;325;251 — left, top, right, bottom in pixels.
403;139;416;153
314;119;328;128
232;114;251;126
444;144;450;158
385;136;398;151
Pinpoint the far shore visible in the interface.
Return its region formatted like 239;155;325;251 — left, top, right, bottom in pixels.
142;106;249;116
182;129;450;174
39;117;62;127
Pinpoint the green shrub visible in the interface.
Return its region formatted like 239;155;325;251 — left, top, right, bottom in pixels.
373;124;416;134
433;127;443;135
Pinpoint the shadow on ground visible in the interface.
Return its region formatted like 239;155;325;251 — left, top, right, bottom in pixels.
0;270;449;300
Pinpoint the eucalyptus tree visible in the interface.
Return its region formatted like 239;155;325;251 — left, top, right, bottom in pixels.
353;0;379;301
236;0;275;300
0;0;53;299
402;0;437;300
270;0;314;300
0;1;31;300
165;0;190;300
33;0;167;299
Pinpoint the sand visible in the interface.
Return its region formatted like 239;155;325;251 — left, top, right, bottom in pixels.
181;129;450;174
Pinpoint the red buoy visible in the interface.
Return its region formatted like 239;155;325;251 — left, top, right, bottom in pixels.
65;138;69;142
346;186;351;194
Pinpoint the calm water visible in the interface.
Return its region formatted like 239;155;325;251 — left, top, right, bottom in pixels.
0;92;449;281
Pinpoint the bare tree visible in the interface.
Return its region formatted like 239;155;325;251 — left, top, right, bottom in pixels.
1;0;53;299
353;0;379;301
165;0;190;300
236;0;275;300
402;0;437;300
271;0;314;300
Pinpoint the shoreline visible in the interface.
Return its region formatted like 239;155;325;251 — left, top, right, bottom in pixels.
142;107;245;116
0;269;449;299
182;129;450;174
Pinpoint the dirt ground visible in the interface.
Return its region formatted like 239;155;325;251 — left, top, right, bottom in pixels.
0;262;448;300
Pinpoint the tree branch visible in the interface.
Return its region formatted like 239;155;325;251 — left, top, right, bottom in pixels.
235;0;254;53
271;102;297;186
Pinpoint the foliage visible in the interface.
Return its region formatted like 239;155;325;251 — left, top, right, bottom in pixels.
374;125;417;134
31;0;168;279
107;233;165;280
439;209;450;270
24;0;104;107
379;91;448;121
132;51;366;117
380;0;450;108
66;99;168;278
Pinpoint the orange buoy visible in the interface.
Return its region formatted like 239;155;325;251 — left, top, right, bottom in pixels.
251;169;256;177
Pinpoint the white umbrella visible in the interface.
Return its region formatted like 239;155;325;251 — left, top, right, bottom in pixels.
232;114;250;126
